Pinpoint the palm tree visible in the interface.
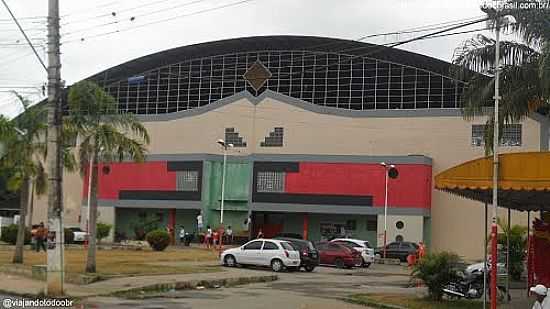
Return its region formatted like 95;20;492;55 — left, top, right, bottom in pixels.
66;81;150;273
0;94;47;264
452;1;550;154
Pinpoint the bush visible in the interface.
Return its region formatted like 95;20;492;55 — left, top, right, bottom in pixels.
496;218;527;281
145;229;171;251
0;224;31;245
411;251;464;300
97;223;112;243
64;228;74;244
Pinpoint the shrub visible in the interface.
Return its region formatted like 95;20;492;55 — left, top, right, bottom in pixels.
0;224;31;245
496;218;527;281
97;223;112;243
411;251;464;300
145;229;171;251
64;228;74;244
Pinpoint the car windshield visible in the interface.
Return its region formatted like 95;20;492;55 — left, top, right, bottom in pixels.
281;242;295;251
363;241;372;248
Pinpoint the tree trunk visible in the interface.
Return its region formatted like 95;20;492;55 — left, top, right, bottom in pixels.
13;178;30;264
26;181;34;227
85;155;98;273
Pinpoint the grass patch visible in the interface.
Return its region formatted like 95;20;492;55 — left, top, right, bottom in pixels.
0;247;219;276
346;294;484;309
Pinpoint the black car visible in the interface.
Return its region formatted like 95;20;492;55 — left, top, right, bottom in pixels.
274;237;319;272
375;241;418;262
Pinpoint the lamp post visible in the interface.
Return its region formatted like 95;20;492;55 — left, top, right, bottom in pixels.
380;162;397;259
217;139;233;224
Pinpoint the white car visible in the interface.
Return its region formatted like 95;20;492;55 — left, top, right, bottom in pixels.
330;238;375;267
221;239;301;272
67;226;88;243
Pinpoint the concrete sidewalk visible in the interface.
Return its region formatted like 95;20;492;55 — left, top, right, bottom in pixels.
0;267;277;299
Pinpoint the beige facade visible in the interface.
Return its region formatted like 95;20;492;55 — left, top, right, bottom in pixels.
30;91;546;260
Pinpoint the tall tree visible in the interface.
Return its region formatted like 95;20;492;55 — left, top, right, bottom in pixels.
66;81;150;273
452;1;550;154
0;94;47;264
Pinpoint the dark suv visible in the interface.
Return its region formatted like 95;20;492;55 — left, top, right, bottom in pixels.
274;237;319;272
375;241;418;262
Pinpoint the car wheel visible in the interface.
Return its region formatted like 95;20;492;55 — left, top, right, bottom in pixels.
271;259;284;272
334;258;345;269
304;265;315;272
224;255;236;267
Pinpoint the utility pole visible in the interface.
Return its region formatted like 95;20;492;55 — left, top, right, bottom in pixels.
490;14;501;309
46;0;64;296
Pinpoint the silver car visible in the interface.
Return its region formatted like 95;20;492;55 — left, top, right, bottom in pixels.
221;239;301;272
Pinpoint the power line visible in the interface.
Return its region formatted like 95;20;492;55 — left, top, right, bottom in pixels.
62;0;260;44
0;0;47;71
62;0;212;37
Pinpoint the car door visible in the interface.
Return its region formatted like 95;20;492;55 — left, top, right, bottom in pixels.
317;243;329;264
261;241;280;266
240;240;264;265
327;243;344;265
386;242;400;259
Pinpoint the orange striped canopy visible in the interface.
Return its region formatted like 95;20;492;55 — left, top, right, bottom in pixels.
434;152;550;211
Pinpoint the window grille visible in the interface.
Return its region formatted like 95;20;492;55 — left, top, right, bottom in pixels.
471;124;522;147
177;170;199;191
256;171;285;192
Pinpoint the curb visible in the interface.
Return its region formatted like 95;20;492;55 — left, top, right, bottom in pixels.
107;275;278;298
343;296;407;309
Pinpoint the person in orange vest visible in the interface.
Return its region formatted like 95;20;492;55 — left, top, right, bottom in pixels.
418;241;426;260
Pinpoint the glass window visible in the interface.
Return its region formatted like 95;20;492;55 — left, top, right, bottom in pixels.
281;242;295;251
256;171;285;192
328;243;342;251
363;241;372;249
263;241;278;250
243;241;263;250
387;242;400;249
472;124;522;147
396;221;404;230
177;170;199;191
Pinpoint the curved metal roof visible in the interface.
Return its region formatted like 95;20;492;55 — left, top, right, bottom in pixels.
87;35;459;84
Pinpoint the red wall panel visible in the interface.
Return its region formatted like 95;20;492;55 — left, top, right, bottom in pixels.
82;161;176;200
284;162;431;209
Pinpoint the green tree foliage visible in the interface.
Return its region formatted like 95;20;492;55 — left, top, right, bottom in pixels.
0;224;31;245
96;222;112;243
145;229;171;251
66;81;150;273
496;217;527;281
452;1;550;154
411;252;464;301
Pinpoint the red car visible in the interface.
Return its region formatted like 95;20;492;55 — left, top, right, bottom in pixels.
316;242;363;268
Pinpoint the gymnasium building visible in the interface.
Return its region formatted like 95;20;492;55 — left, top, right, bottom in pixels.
29;35;547;259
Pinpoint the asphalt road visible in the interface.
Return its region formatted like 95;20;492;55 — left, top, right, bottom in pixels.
80;265;417;309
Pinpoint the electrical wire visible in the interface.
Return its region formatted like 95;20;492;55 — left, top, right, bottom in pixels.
62;0;213;37
62;0;260;44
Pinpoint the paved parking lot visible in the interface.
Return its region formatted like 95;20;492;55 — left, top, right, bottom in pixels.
81;264;420;309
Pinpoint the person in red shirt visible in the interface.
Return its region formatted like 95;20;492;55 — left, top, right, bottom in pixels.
418;241;426;260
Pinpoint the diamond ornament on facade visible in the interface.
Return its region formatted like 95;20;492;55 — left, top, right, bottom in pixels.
243;60;272;92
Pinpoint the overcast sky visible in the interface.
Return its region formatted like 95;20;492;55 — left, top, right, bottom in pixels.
0;0;493;118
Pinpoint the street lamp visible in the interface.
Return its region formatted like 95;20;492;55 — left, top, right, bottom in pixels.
217;139;233;224
380;162;397;259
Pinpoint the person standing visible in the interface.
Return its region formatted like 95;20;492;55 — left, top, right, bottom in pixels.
179;226;186;245
196;211;203;232
205;225;212;249
35;222;46;252
256;228;264;239
417;241;426;260
530;284;550;309
226;225;233;244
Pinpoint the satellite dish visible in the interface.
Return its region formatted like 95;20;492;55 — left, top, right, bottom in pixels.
388;167;399;179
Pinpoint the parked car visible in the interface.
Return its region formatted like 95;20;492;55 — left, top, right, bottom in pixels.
316;241;363;269
375;241;418;262
221;239;300;272
66;226;88;243
274;232;303;239
274;237;319;272
330;238;375;268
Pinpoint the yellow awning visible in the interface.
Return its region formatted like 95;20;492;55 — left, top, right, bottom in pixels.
435;152;550;211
